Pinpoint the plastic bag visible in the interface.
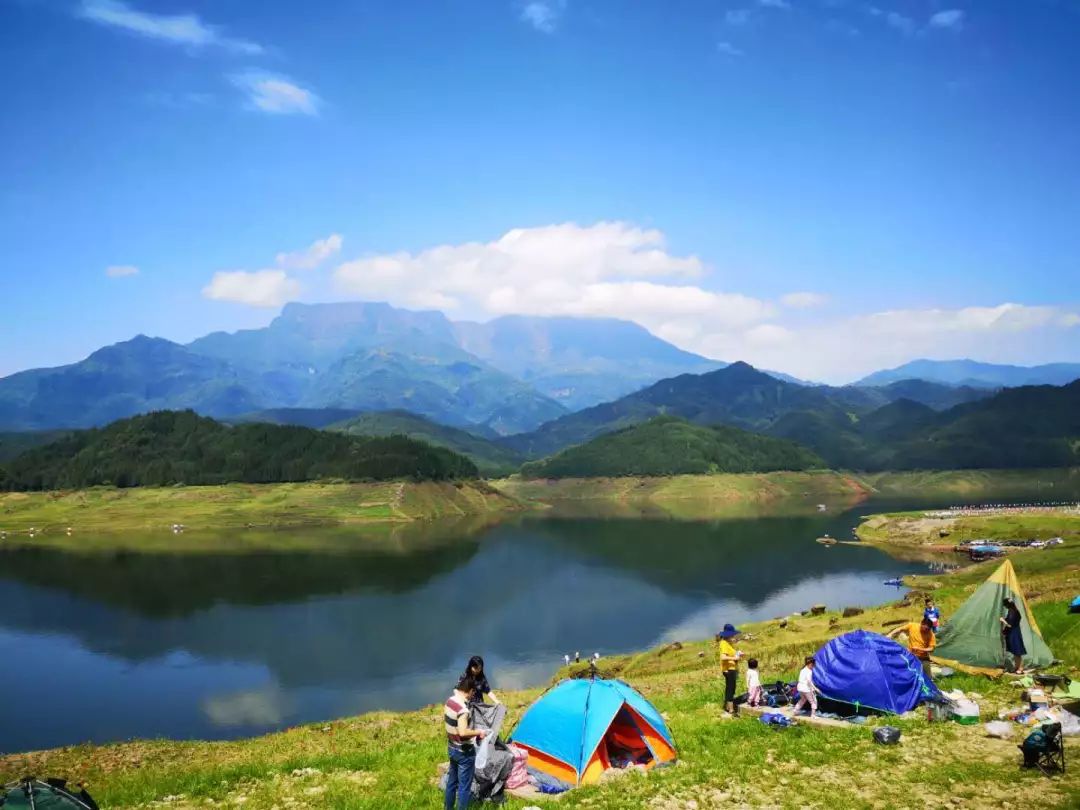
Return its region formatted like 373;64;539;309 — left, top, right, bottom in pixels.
873;726;902;745
984;721;1014;739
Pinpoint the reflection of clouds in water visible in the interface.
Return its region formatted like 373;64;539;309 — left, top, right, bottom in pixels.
203;684;291;727
659;571;908;643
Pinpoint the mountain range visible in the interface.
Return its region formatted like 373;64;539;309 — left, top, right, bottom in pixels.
501;361;991;458
857;359;1080;389
1;300;1077;453
505;362;1080;472
0;303;727;434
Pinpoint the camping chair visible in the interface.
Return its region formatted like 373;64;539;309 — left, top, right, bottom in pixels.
1020;722;1065;776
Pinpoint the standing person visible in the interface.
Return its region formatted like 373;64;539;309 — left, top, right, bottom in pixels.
746;658;764;708
794;656;820;718
887;616;937;678
1000;597;1028;674
716;623;742;715
923;598;941;632
464;655;499;705
444;674;486;810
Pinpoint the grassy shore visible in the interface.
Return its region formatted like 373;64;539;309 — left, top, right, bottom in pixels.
492;470;872;519
0;480;520;533
856;506;1080;552
3;468;1076;536
6;513;1080;809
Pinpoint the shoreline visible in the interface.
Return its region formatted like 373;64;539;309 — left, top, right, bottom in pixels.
2;466;1076;540
4;505;1080;807
6;533;1080;807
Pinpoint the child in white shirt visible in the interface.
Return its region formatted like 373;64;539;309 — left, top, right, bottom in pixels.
794;656;819;718
746;658;763;707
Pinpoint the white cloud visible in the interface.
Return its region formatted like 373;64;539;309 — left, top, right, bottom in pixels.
520;1;564;33
276;234;343;270
717;41;744;57
884;11;916;35
929;9;965;30
726;9;753;25
105;264;139;278
333;222;772;336
78;0;262;54
692;303;1080;383
758;0;791;8
231;72;320;116
202;269;301;307
781;291;828;309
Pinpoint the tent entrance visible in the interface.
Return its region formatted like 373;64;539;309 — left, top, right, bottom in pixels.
602;706;657;769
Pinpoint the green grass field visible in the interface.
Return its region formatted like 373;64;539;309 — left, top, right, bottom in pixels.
6;511;1080;808
0;480;520;534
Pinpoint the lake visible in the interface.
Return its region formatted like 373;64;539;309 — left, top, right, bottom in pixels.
0;498;975;753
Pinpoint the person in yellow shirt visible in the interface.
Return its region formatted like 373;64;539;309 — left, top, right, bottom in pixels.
887;616;936;678
716;622;742;715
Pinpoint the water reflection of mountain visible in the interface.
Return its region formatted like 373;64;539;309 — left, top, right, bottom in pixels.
0;515;909;695
0;518;494;615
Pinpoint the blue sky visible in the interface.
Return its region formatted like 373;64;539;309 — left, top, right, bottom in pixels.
1;0;1078;382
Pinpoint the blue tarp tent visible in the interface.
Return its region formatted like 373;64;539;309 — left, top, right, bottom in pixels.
1069;596;1080;614
813;630;942;714
508;678;677;786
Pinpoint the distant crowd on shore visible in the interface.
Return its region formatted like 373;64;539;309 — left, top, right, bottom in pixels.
924;501;1079;518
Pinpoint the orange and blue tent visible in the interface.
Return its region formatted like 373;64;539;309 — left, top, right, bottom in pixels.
508;677;676;787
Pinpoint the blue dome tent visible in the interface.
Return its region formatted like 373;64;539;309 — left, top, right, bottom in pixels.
813;630;942;714
508;678;676;787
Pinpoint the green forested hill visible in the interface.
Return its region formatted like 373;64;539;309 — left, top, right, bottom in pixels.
770;380;1080;470
0;430;72;463
331;410;525;476
0;410;478;491
520;416;824;478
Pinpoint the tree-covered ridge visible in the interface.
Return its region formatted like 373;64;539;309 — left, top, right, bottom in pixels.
520;416;824;478
330;410;525;476
769;379;1080;471
0;410;478;491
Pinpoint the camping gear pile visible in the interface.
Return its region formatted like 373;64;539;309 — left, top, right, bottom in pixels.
508;677;677;789
1;778;99;809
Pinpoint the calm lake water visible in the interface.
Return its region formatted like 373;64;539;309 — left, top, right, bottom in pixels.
0;495;1046;753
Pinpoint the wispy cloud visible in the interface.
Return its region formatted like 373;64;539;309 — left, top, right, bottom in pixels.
202;269;301;307
781;291;828;309
78;0;263;54
929;9;965;30
758;0;790;9
276;234;343;270
717;41;744;57
105;264;139;278
520;1;565;33
231;72;320;116
725;8;753;25
884;11;916;35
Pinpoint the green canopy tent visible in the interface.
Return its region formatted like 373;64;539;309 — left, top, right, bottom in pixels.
1;779;99;810
933;558;1054;676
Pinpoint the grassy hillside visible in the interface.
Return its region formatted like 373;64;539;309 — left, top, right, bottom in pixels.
332;410;524;476
0;480;519;532
0;410;478;491
520;416;822;478
6;518;1080;808
495;470;870;519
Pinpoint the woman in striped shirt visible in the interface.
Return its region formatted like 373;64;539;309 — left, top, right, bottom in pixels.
444;674;486;810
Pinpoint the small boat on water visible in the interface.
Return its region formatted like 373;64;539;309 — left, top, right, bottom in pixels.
882;578;904;587
816;534;837;545
816;504;827;512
